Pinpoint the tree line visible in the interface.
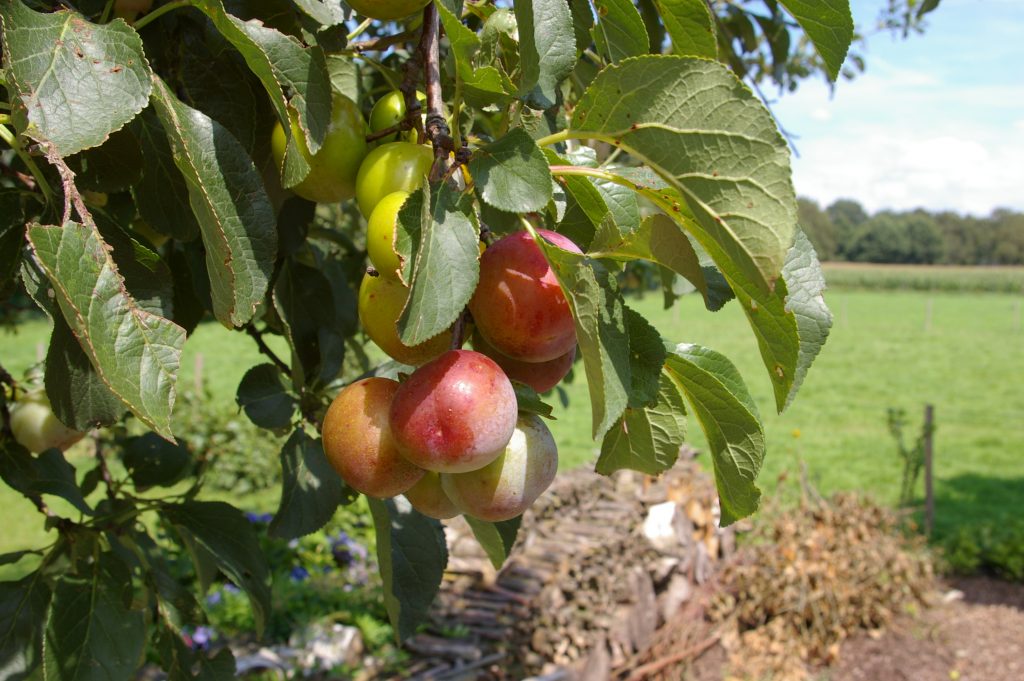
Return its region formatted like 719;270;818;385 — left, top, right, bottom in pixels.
798;198;1024;265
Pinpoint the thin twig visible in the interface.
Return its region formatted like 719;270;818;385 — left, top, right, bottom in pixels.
245;324;291;375
623;634;720;681
419;3;453;182
365;118;415;143
95;436;117;500
450;310;469;350
348;29;419;53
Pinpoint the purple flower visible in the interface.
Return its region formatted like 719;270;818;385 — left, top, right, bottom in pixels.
192;626;214;650
245;512;273;524
205;590;222;606
287;539;299;549
224;583;240;594
289;566;310;582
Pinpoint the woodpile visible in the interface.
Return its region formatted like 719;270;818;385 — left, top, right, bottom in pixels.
388;450;735;680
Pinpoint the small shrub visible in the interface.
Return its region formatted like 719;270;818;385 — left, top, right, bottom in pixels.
942;520;1024;581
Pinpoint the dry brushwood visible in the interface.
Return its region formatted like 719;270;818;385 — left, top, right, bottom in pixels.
706;492;936;680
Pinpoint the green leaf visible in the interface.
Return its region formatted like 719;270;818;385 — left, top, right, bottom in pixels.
66;128;143;193
596;370;686;476
570;56;797;292
190;0;329;185
593;175;640;234
131;108;201;243
45;314;125;431
272;258;345;389
781;229;832;408
653;0;718;58
464;515;521;569
515;0;578;108
512;382;555;419
166;501;272;635
532;234;630;438
398;183;479;346
43;553;146;681
368;496;448;642
150;77;277;328
0;191;24;294
0;570;51;680
469;129;553;213
122;433;192;490
665;343;764;525
236;364;297;430
588;212;733;312
437;3;516;107
776;0;853;82
918;0;941;18
623;305;666;408
291;0;346;27
269;430;348;540
591;0;650;64
0;0;153;156
568;0;595;56
27;221;185;438
0;445;92;516
94;215;174;318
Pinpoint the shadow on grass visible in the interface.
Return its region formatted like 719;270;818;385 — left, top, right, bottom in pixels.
930;473;1024;540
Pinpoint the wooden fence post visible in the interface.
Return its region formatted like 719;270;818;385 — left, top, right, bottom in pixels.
924;404;935;536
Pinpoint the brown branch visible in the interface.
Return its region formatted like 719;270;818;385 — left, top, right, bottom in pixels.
349;29;419;53
450;310;470;350
419;3;453;182
245;324;291;375
94;436;117;500
623;634;720;681
365;118;415;144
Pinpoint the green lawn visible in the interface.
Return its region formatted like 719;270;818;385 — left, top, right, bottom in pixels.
2;287;1021;559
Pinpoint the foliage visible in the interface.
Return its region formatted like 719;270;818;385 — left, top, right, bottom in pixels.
887;406;933;508
822;263;1024;294
0;0;859;674
801;197;1024;266
942;521;1024;582
710;492;935;679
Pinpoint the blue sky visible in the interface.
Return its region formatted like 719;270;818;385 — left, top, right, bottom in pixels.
771;0;1024;216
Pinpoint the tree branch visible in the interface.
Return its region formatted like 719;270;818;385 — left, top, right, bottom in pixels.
419;3;453;182
245;324;291;375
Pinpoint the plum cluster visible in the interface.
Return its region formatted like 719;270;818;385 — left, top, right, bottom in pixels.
323;229;583;522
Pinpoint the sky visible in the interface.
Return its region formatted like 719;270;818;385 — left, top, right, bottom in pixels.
771;0;1024;216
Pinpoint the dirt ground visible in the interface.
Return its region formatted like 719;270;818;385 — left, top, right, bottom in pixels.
829;577;1024;681
681;577;1024;681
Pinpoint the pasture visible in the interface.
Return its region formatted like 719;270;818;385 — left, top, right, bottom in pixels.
2;265;1021;561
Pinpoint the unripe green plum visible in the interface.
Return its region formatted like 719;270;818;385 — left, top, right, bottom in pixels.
366;191;409;279
131;219;169;249
403;471;460;520
469;229;581;362
9;392;84;454
389;350;517;473
442;414;558;522
471;332;575;394
358;272;451;366
321;377;424;498
270;94;368;203
369;90;425;144
355;142;433;218
347;0;430;20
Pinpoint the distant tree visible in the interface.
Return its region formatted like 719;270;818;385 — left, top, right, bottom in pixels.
827;199;869;258
990;210;1024;265
903;211;945;264
798;198;838;260
846;213;911;263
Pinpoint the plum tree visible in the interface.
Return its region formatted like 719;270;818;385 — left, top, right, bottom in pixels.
471;332;575;394
321;377;424;498
442;414;559;523
470;230;582;362
358;272;451;365
271;94;368;203
9;392;84;454
346;0;429;21
354;141;433;217
403;471;460;520
389;350;517;473
366;191;409;279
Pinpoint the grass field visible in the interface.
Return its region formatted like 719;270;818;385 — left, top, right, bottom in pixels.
2;277;1021;560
